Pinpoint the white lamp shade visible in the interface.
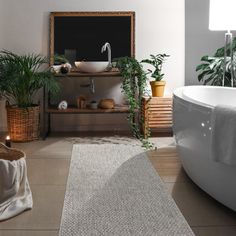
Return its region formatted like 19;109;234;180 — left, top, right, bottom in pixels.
209;0;236;31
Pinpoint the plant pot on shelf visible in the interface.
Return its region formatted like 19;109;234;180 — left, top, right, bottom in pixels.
150;80;166;97
6;104;40;142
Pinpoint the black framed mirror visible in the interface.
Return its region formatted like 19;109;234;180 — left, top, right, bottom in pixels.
50;12;135;65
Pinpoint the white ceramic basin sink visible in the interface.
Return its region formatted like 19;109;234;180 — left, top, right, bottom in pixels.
75;61;109;73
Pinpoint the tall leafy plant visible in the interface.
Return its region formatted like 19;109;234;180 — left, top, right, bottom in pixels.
141;54;169;81
196;37;236;86
0;50;59;107
116;57;153;149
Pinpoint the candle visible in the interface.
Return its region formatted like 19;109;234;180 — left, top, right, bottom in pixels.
5;135;11;148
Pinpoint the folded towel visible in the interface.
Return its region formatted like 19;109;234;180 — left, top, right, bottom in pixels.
211;104;236;165
0;156;33;221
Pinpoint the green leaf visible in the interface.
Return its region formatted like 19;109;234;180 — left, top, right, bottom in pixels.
198;70;211;81
196;63;209;71
0;50;59;107
200;55;210;62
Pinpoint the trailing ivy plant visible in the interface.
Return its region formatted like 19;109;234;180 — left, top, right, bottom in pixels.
196;37;236;86
115;57;153;149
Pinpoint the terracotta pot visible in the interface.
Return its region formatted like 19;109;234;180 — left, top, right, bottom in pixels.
150;81;166;97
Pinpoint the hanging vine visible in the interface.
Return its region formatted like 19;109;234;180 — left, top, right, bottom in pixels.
116;57;153;149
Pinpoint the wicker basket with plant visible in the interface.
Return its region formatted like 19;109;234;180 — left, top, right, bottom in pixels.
0;50;59;141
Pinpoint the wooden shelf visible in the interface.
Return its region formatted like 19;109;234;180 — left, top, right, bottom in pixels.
46;105;130;114
42;68;127;139
54;69;121;78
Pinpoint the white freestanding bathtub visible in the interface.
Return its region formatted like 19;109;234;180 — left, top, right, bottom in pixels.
173;85;236;211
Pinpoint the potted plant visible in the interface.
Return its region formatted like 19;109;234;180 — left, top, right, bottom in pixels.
53;54;69;65
116;56;153;149
52;54;71;74
196;38;236;86
0;50;59;142
141;54;170;97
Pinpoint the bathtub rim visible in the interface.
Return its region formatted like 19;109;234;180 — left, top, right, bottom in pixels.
173;85;236;109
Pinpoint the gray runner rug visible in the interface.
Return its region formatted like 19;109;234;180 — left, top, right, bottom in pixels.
59;144;194;236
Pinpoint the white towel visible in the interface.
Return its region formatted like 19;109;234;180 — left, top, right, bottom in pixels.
0;157;33;221
211;104;236;165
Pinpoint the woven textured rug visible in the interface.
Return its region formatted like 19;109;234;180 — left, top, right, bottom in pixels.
59;144;194;236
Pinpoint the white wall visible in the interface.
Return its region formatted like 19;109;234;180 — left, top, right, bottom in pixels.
0;0;3;47
1;0;185;131
0;0;7;132
185;0;231;85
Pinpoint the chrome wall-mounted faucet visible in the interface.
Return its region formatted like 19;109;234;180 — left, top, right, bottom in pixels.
80;77;95;94
101;42;112;70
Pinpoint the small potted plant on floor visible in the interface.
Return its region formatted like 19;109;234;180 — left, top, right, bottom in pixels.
142;54;170;97
0;50;59;142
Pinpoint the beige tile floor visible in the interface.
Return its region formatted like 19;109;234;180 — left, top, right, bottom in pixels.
0;133;236;236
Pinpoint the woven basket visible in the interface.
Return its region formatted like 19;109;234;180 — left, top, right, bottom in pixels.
98;99;115;109
6;105;40;142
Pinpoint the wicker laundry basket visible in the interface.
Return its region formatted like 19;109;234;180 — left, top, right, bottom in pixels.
6;105;40;142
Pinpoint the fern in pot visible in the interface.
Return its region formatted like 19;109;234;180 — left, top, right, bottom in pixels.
0;50;59;141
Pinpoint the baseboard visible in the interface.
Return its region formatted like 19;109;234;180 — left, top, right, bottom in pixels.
48;123;130;132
